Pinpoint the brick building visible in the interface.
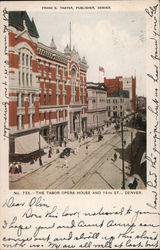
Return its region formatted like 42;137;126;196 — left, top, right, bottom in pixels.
104;76;136;112
9;11;88;159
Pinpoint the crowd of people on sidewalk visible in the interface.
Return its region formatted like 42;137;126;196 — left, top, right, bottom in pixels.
9;162;22;174
9;125;110;175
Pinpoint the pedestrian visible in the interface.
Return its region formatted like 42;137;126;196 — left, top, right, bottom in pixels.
114;152;117;161
83;133;85;140
64;155;68;168
64;138;67;147
133;177;138;189
18;162;22;173
48;148;51;158
128;177;138;189
30;157;34;164
39;156;43;166
15;162;19;174
9;162;12;172
86;144;88;155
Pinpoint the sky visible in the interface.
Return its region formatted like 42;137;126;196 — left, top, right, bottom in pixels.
28;11;146;96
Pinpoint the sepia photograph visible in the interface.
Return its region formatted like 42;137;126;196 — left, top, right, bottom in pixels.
8;8;146;190
0;1;159;249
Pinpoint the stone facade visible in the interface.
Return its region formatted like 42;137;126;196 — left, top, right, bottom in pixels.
87;83;107;130
106;90;132;120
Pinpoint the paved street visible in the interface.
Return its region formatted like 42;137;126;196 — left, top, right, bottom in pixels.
10;126;145;190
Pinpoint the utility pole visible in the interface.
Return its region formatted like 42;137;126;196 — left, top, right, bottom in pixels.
121;120;125;189
131;131;133;163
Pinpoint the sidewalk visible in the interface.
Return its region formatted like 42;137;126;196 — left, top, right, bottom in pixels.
9;125;112;182
109;128;145;189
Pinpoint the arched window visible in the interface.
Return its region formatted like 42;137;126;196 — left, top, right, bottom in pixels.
22;53;25;65
18;48;33;87
71;67;76;103
26;55;28;66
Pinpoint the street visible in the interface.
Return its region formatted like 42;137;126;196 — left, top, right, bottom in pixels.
10;126;145;190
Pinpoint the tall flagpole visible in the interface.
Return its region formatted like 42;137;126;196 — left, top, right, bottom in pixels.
98;67;100;83
70;22;71;50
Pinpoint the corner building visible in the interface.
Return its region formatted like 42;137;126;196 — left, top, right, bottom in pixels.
104;76;136;112
9;12;88;158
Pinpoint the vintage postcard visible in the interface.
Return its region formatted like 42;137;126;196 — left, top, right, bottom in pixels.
0;0;159;249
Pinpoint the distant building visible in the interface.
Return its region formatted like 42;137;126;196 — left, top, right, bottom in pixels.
104;76;136;112
87;82;107;130
136;96;146;110
107;90;131;119
9;11;88;159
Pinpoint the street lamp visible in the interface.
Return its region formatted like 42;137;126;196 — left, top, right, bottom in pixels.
120;112;137;189
39;128;41;152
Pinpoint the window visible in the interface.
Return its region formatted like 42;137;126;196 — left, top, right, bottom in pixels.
18;49;33;87
56;111;59;121
49;63;51;72
17;93;20;107
44;112;46;120
30;74;32;85
22;54;25;65
49;94;52;105
26;73;28;85
26;55;28;66
30;56;32;67
32;114;35;126
32;94;34;105
49;112;51;120
44;94;46;105
21;94;24;107
120;105;122;110
22;72;25;85
21;115;24;129
43;61;46;71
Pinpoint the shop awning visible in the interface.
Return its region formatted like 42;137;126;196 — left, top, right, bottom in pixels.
15;132;48;155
